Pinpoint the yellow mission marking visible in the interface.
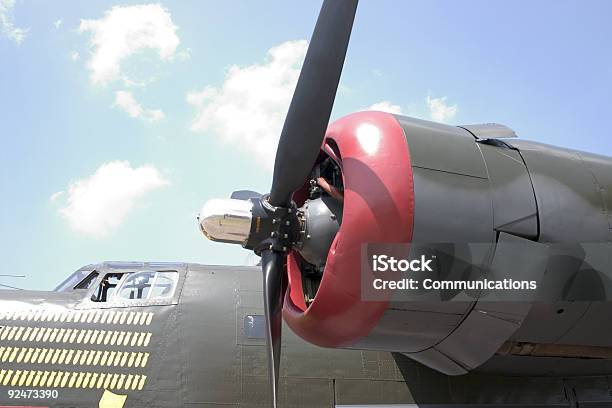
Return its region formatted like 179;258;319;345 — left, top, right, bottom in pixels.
0;310;154;326
0;347;150;368
0;369;147;390
99;389;128;408
0;326;152;347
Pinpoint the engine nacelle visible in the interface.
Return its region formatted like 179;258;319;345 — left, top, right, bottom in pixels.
284;111;612;376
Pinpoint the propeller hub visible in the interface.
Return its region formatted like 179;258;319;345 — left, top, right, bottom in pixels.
198;198;253;245
198;196;301;252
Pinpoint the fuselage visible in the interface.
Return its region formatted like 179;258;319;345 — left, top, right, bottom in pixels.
0;263;409;408
2;261;612;407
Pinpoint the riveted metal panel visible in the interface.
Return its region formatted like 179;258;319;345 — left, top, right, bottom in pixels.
575;151;612;235
558;301;612;347
479;143;538;239
511;140;609;243
404;348;467;376
180;265;241;404
334;378;414;406
355;151;495;353
433;234;548;372
354;307;466;353
411;167;494;244
396;115;489;178
393;352;572;406
478;353;612;377
511;301;590;345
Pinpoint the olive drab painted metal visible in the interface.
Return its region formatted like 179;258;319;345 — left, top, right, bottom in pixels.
0;264;410;407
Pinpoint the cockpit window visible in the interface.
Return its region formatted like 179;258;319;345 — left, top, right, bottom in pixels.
91;273;124;302
54;268;95;292
74;271;99;290
115;271;178;301
117;272;154;300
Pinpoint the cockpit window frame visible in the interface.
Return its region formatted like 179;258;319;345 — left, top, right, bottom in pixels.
89;272;126;303
77;268;185;310
73;271;101;290
113;271;179;302
54;268;98;292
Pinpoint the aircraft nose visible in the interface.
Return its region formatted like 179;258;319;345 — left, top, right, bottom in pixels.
198;198;253;245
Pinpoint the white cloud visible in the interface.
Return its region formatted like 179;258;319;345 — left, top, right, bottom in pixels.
49;191;63;202
78;4;180;85
367;101;403;115
53;19;62;29
427;95;458;123
57;161;169;237
114;90;165;122
187;40;308;169
71;51;80;61
366;97;458;123
0;0;28;44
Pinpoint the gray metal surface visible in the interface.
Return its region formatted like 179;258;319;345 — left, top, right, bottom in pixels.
6;260;612;406
488;140;612;377
0;263;414;407
337;116;612;387
180;264;411;407
430;234;548;372
353;305;468;353
397;115;494;245
396;116;489;178
393;352;612;407
410;166;493;244
479;143;538;239
354;116;495;354
584;152;612;232
511;140;610;243
298;196;342;267
402;348;467;376
459;123;518;139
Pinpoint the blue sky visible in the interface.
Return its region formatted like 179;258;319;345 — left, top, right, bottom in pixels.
1;0;611;290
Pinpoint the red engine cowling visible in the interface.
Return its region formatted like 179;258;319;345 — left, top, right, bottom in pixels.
284;111;415;348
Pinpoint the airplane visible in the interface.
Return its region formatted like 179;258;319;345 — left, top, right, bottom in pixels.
2;0;612;407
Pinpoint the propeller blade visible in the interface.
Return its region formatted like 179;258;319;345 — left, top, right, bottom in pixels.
261;249;285;407
230;190;263;200
269;0;358;207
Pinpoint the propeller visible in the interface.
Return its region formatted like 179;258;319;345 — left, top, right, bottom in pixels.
199;1;358;406
262;1;357;405
269;0;358;208
261;249;284;405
